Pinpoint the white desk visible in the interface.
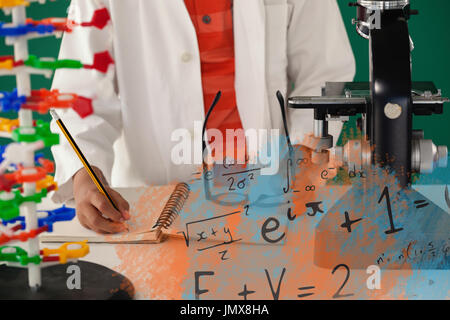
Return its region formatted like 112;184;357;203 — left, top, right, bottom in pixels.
35;185;449;300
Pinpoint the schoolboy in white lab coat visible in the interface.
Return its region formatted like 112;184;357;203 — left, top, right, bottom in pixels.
51;0;355;233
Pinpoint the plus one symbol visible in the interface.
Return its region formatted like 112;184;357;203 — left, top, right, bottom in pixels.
340;211;363;233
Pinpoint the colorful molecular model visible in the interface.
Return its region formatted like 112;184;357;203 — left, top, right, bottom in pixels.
0;0;114;289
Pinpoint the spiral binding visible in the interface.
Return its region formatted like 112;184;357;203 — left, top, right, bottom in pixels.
152;182;190;229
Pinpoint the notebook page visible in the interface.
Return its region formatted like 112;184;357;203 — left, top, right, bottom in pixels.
40;185;176;244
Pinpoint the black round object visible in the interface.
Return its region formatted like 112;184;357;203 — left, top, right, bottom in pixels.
202;15;211;24
0;261;134;300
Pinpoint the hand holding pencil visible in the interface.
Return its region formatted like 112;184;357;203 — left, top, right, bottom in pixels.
51;110;130;234
73;167;130;234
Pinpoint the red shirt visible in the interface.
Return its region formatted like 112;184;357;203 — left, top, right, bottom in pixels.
184;0;245;159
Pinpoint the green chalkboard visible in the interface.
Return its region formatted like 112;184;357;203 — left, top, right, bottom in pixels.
0;0;449;157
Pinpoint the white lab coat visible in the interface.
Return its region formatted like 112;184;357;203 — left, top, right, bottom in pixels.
50;0;355;203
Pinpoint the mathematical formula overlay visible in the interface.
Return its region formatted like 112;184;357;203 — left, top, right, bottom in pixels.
113;144;449;299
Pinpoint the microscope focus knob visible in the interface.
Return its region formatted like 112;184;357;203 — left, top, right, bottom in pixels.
411;139;448;173
437;146;448;168
332;139;371;172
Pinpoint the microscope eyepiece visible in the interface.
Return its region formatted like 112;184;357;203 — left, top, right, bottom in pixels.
357;0;410;11
353;0;413;39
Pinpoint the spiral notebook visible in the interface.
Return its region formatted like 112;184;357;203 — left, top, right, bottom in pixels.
41;181;292;245
40;183;191;244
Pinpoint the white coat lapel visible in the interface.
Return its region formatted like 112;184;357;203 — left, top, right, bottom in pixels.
234;0;272;132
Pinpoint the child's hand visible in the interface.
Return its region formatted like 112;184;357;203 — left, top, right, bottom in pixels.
73;167;131;234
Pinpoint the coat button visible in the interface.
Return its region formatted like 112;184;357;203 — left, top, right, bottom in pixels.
181;52;192;63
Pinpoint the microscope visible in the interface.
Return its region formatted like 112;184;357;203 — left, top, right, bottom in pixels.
288;1;450;270
289;0;448;188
